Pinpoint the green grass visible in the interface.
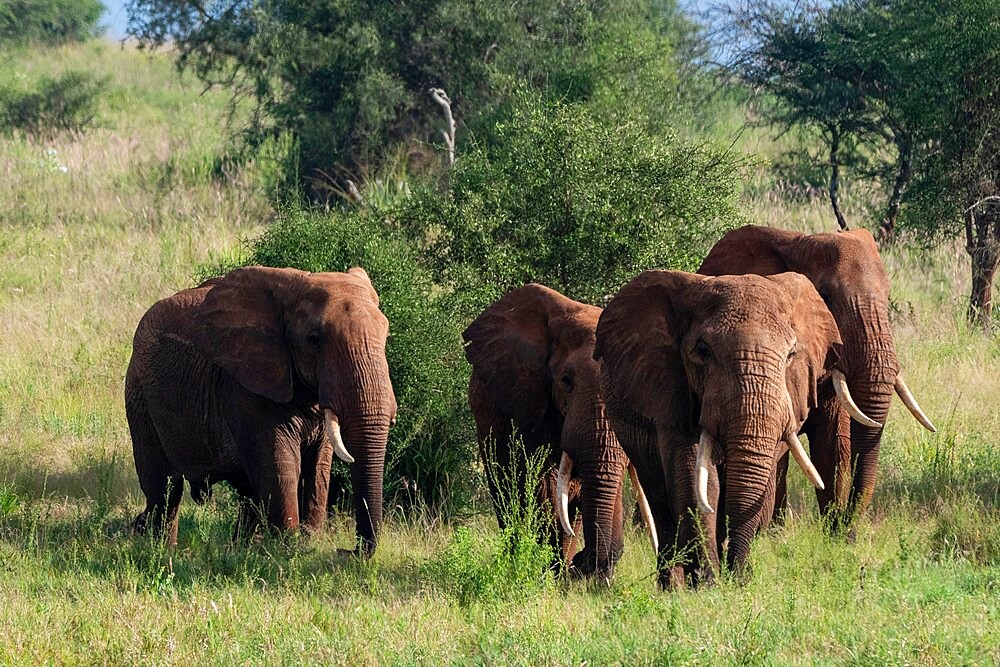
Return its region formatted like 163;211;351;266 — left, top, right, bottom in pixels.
0;40;997;664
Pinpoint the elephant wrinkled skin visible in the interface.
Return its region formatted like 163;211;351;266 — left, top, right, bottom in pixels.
126;266;396;554
699;225;935;531
595;271;842;587
464;283;654;579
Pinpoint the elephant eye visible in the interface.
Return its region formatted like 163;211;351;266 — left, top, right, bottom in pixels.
818;290;831;306
306;331;322;347
692;339;712;363
560;373;574;392
787;345;798;360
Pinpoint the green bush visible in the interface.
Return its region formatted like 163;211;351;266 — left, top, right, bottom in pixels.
223;95;746;512
128;0;706;195
0;71;106;136
426;439;555;606
0;0;103;44
397;93;747;304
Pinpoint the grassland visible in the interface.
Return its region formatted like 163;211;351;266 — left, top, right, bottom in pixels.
0;42;997;665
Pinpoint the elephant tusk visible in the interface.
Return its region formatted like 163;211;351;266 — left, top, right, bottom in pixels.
831;370;882;428
784;389;824;490
324;409;355;464
556;452;576;537
895;375;937;432
695;430;716;515
628;463;659;554
786;430;825;491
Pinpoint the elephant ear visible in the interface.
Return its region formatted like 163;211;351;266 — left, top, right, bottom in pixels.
698;224;799;277
765;272;843;421
595;271;703;430
463;284;571;433
187;266;306;404
346;266;380;305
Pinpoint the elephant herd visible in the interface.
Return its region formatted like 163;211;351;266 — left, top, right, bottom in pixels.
125;225;936;589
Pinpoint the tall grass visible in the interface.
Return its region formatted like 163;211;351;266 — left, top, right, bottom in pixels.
0;39;996;664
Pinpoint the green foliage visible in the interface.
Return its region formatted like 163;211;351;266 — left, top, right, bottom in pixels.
0;70;106;137
0;0;103;44
426;437;555;607
126;0;706;195
398;93;747;304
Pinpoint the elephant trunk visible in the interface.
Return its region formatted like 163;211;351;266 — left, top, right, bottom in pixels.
723;434;779;572
321;350;394;557
341;412;390;556
572;455;626;578
842;299;899;518
563;403;627;579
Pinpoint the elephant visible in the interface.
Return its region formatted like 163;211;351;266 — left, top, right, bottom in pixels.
595;270;843;587
698;225;935;531
125;265;397;555
463;283;656;579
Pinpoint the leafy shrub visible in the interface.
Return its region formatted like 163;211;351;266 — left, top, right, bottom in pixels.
234;204;480;511
0;0;103;44
426;438;555;606
128;0;707;195
0;71;106;136
397;93;747;304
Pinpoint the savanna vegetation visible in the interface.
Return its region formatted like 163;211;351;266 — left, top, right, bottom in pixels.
0;1;997;663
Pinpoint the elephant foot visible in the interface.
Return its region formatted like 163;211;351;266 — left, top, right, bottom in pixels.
132;512;149;535
569;547;620;582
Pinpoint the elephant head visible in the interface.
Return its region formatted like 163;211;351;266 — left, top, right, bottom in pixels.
596;271;841;574
187;266;397;554
464;283;653;578
698;226;935;521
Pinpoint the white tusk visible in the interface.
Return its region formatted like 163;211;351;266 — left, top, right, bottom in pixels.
895;375;937;432
695;430;716;515
556;452;575;537
831;369;882;428
784;388;824;490
324;409;355;464
786;431;825;491
628;463;659;553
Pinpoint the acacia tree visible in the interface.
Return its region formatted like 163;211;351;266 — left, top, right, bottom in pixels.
126;0;697;198
726;0;1000;327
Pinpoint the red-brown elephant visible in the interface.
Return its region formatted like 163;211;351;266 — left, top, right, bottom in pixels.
464;284;655;579
596;271;843;587
126;266;397;555
699;226;935;533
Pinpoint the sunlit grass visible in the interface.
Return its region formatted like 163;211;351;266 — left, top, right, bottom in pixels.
0;38;996;665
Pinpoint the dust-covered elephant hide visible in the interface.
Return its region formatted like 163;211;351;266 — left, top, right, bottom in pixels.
699;225;936;532
595;271;844;587
126;266;397;555
464;283;656;579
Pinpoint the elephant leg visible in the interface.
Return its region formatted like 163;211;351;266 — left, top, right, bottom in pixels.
299;436;333;534
127;384;183;544
802;385;852;529
470;375;518;531
665;436;718;587
254;439;302;532
771;450;790;525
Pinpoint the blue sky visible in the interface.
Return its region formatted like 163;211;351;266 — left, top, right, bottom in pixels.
102;0;129;39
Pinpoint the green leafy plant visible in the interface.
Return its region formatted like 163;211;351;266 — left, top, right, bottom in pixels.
0;70;106;136
426;435;555;607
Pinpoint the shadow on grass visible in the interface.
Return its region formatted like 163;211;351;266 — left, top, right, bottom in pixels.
0;484;434;600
